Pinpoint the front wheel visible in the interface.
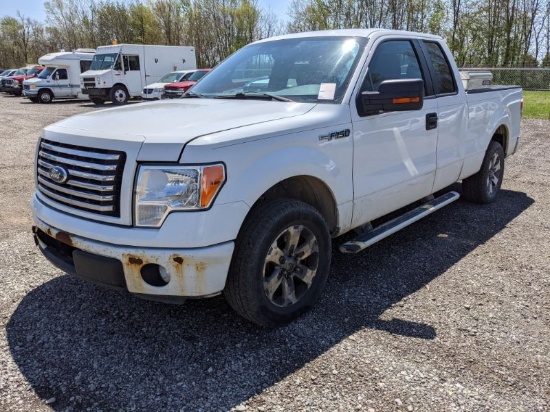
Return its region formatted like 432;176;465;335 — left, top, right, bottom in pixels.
37;90;53;103
224;199;331;327
462;141;505;204
110;85;129;105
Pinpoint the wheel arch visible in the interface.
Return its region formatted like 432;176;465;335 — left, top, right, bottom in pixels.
38;88;54;97
246;175;339;236
491;124;508;155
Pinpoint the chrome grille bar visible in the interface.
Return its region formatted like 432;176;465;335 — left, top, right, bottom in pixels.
41;141;121;161
37;168;115;192
38;159;116;182
39;151;118;171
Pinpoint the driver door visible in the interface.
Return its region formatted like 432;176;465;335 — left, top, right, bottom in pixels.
350;38;438;227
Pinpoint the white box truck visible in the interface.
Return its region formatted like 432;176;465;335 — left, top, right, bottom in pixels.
80;44;196;105
23;49;95;103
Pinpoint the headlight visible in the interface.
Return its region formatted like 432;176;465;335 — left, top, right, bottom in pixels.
153;87;163;93
30;84;36;89
135;164;225;227
96;77;100;84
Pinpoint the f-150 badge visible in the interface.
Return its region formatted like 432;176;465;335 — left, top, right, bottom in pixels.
319;129;350;141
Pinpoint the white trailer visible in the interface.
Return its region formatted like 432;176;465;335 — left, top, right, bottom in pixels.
23;49;95;103
80;44;196;105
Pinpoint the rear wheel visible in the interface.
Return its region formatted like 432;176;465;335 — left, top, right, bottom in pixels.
110;85;129;105
462;141;505;204
224;199;331;327
37;90;53;104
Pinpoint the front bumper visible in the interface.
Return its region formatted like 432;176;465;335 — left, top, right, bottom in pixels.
23;89;38;97
33;218;235;300
82;88;109;97
164;91;184;99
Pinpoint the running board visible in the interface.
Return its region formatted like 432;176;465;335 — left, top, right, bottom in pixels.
339;191;460;254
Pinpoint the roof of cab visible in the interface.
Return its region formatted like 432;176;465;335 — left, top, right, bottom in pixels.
253;28;443;44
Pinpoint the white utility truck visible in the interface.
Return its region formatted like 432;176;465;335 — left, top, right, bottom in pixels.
23;49;95;103
80;44;196;105
32;30;522;327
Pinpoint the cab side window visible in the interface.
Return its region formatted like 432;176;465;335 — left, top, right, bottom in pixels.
422;42;456;95
364;40;424;92
124;55;140;71
56;69;68;80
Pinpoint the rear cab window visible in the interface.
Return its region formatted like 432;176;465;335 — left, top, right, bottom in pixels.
422;41;457;96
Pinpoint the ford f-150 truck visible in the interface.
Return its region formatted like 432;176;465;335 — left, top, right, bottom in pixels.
31;29;522;326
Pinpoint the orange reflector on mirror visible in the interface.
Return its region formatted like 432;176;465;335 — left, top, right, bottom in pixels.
393;97;420;104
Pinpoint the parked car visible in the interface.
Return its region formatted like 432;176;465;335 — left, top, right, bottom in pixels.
4;65;44;96
0;69;17;77
163;68;211;98
0;68;28;93
141;70;197;100
31;29;522;327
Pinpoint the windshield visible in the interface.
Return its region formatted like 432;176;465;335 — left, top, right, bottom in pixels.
188;70;209;81
38;67;56;79
13;68;27;76
191;37;365;103
159;72;187;83
28;67;41;76
0;70;10;76
90;53;118;70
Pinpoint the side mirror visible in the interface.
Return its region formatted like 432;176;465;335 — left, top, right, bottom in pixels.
360;79;424;116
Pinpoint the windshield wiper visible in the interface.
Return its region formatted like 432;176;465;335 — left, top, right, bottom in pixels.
215;92;293;102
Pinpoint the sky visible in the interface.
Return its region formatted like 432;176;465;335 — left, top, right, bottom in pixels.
1;0;293;23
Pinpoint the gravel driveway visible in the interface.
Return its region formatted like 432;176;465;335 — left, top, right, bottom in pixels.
0;94;548;411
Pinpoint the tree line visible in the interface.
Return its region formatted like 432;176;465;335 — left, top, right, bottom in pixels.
1;0;549;69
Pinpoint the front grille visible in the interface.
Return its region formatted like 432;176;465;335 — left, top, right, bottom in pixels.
143;88;153;94
83;77;96;89
37;139;126;217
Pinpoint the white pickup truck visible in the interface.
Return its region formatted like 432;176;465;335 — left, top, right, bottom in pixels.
32;29;522;326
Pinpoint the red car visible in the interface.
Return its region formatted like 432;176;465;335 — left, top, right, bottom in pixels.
163;69;211;98
5;65;44;96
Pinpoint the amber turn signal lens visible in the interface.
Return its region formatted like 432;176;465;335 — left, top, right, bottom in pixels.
201;165;225;208
393;97;420;104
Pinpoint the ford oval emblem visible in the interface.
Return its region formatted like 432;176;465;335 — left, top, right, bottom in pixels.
49;165;69;184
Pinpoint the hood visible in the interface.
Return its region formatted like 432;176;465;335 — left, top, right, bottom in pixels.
143;82;165;89
24;77;41;85
45;99;316;161
10;75;29;81
80;69;111;77
165;80;196;89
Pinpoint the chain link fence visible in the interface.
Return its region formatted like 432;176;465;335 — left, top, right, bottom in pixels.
463;68;550;91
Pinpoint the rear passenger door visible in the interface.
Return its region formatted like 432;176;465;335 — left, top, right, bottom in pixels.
418;40;467;192
350;38;438;227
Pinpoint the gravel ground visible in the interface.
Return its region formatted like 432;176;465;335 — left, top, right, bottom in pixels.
0;93;548;412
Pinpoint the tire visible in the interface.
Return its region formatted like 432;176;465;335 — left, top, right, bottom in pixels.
462;141;505;204
91;98;105;105
37;90;53;104
224;198;331;327
110;85;129;105
28;97;38;103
